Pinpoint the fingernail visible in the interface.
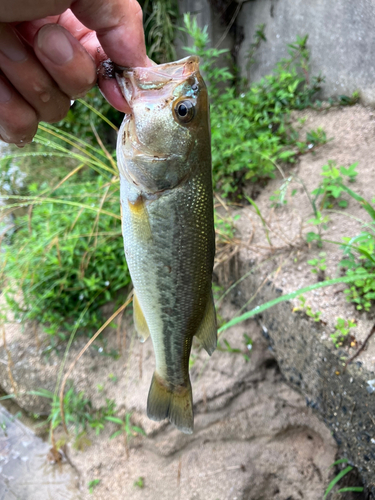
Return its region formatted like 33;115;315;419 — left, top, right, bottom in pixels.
37;25;74;66
0;25;27;62
0;78;11;103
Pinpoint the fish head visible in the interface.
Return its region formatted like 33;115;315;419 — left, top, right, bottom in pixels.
116;56;209;193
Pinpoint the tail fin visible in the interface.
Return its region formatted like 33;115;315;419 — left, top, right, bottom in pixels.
147;373;194;434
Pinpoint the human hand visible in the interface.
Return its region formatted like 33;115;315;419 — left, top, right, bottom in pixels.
0;0;149;146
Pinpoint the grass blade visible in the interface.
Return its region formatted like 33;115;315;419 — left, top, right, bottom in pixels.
337;487;364;493
245;195;272;247
339;184;375;220
219;273;375;333
77;99;119;132
0;196;120;220
323;466;352;499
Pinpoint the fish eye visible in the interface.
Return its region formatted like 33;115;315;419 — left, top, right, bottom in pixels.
175;100;195;124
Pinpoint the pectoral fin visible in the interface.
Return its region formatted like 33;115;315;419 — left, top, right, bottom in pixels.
133;292;150;343
195;291;217;356
128;195;152;242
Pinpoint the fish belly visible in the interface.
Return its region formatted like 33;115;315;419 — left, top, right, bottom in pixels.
120;169;215;384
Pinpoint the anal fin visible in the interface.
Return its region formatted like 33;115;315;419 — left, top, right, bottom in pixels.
133;292;150;343
147;372;193;434
195;291;217;356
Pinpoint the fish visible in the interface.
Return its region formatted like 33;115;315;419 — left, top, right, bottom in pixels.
116;56;216;434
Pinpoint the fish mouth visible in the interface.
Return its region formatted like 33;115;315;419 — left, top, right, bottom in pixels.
115;56;200;103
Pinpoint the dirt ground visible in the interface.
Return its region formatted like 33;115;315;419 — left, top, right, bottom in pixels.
2;103;375;499
238;104;375;366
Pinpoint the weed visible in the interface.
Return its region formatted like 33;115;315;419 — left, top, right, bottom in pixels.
307;252;327;279
269;176;297;208
0;121;130;340
134;477;145;488
105;413;146;458
142;0;178;63
245;23;267;79
108;373;118;383
189;352;197;369
214;211;240;242
219;274;375;334
330;318;356;348
293;295;321;322
30;386;116;435
243;333;253;362
89;399;117;436
88;479;101;494
338;188;375;311
217;334;252;362
296;128;330;155
183;15;323;198
324;458;363;498
306;211;330;248
311;160;358;209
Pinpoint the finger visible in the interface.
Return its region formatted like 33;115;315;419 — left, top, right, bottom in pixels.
14;16;61;43
35;24;96;98
0;1;72;23
0;23;71;123
0;74;37;145
72;0;148;68
2;0;148;67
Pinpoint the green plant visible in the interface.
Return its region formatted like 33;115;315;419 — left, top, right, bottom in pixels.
307;252;327;277
0;176;130;339
31;386;91;434
0;107;132;340
311;160;358;209
245;23;266;79
214;211;240;242
88;479;101;494
89;399;117;436
218;273;375;334
134;477;145;489
330;318;356;348
338;188;375;311
269;176;297;207
296;127;330;154
142;0;178;63
293;295;321;322
30;386;116;435
306;211;330;248
108;373;118;383
105;413;146;458
217;334;252;362
183;15;323;198
323;458;363;498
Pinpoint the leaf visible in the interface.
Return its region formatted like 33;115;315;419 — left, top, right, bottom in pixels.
105;416;123;425
110;430;123;440
323;466;353;499
219;274;375;333
337;487;364;493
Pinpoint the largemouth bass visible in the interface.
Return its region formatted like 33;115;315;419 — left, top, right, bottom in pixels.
116;56;216;434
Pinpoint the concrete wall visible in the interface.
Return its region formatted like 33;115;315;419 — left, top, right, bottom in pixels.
179;0;375;104
176;0;235;59
237;0;375;104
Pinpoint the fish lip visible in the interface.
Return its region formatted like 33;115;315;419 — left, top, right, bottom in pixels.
115;56;200;102
114;55;200;81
